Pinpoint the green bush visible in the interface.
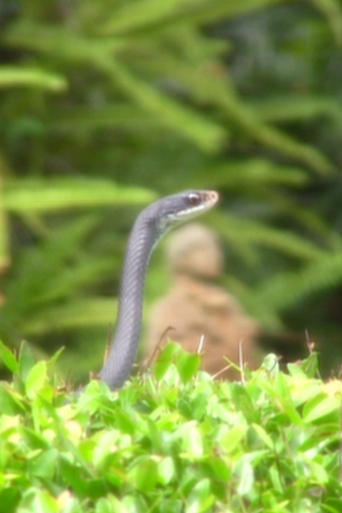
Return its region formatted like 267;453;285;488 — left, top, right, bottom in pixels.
0;340;341;513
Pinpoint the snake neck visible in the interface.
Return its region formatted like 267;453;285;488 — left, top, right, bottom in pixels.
98;215;158;388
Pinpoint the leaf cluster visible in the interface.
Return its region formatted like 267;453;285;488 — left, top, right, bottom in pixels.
0;340;342;513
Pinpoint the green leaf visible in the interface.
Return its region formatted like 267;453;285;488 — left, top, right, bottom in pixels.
154;341;182;379
92;431;121;468
214;211;325;262
100;0;292;35
17;488;58;513
0;487;20;513
0;341;18;372
0;66;67;91
95;496;128;513
25;361;47;398
275;373;303;425
18;342;37;382
158;456;176;485
257;251;342;312
310;0;342;44
252;424;274;449
0;384;25;414
47;346;65;367
100;57;226;152
303;395;339;423
177;352;201;382
208;457;231;480
4;179;156;212
219;424;248;453
178;421;204;458
322;499;342;513
23;298;118;335
299;352;320;378
235;458;254;496
127;457;159;492
187;478;214;513
27;449;59;480
100;0;195;35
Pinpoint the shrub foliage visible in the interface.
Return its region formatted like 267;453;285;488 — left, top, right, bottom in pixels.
0;340;341;513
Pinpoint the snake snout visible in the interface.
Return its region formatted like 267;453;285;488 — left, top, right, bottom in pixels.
204;190;219;206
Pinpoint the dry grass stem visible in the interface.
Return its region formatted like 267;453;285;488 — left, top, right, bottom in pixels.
142;325;174;372
212;363;233;379
197;334;205;354
238;339;245;384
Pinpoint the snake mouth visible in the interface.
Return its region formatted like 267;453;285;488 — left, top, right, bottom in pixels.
202;190;219;210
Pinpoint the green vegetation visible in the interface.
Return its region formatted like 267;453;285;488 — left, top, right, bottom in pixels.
1;3;342;510
0;340;341;513
1;2;342;375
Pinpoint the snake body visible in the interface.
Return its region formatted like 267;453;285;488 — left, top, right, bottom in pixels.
98;189;218;388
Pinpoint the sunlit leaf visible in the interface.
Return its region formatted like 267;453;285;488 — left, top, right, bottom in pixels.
235;457;254;496
25;361;47;398
4;179;156;212
0;341;18;373
0;66;67;91
303;395;339;423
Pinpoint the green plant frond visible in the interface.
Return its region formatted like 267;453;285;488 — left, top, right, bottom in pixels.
212;212;326;262
46;103;158;133
3;216;103;317
4;21;124;63
96;0;286;35
4;179;156;212
217;89;334;176
0;225;120;348
141;50;334;174
98;57;227;152
0;65;67;91
29;257;114;310
22;297;117;335
98;0;193;36
165;25;229;64
5;15;333;170
5;23;227;152
264;192;342;245
310;0;342;44
197;159;309;189
251;95;342;124
257;251;342;311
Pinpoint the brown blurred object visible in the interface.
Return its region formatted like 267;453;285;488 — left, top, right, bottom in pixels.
145;223;260;379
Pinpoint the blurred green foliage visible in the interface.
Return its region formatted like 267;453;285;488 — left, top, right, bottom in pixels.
1;0;342;381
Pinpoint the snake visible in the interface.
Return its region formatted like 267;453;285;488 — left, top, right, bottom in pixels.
98;189;219;389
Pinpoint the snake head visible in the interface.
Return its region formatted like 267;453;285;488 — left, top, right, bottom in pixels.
147;189;219;233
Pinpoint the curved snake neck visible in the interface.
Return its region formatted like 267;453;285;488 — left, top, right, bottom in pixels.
98;190;218;389
98;214;157;388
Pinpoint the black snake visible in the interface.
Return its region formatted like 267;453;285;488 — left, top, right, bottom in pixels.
98;189;218;388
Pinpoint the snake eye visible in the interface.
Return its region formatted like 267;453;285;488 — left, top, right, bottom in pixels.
187;193;201;206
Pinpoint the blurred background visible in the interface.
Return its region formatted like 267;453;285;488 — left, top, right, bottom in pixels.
1;0;342;384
